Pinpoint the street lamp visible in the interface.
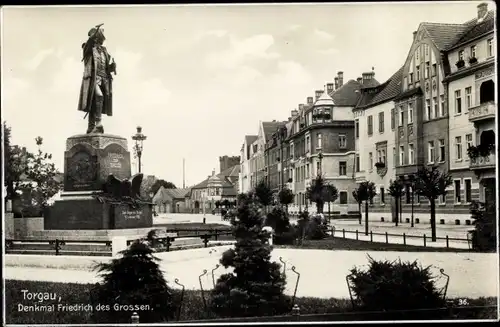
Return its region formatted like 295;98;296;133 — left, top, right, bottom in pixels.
398;175;404;224
132;126;147;173
408;174;415;228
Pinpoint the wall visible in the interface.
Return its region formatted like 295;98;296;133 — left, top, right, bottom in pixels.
11;217;45;238
448;75;477;170
448;35;495;75
331;106;355;121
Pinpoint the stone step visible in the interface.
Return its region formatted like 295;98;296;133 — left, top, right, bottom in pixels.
9;242;110;252
5;249;112;256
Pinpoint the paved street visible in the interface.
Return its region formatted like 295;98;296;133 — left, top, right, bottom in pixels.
5;247;497;299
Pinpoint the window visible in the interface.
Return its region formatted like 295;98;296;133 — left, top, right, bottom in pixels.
425;62;430;79
399;146;405;165
290;144;294;159
405;185;411;204
416;65;420;80
339;191;348;204
458;50;464;61
378;112;384;133
439;193;446;205
455;136;462;160
470;45;476;59
355;154;360;172
428;141;435;163
399;106;404;126
306;164;310;178
393;147;396;167
409;143;415;164
380;187;385;204
416;49;419;61
339;134;347;148
391;108;395;129
432;63;437;76
355;120;359;138
381;149;386;164
369;152;373;169
439;139;445;162
454;180;461;203
465;87;472;109
466;134;473;150
409;73;414;84
465;179;472;203
440;95;445;116
367;115;373;135
426;99;432;120
317;133;322;149
339;161;347;176
404;76;408;89
455;90;462;114
487;38;493;57
408;102;413;123
305;135;310;153
433;97;438;118
425;44;429;55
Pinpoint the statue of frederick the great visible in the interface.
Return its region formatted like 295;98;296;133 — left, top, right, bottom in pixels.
77;24;117;134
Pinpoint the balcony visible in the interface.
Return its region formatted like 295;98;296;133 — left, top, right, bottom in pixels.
469;102;496;122
470;153;496;170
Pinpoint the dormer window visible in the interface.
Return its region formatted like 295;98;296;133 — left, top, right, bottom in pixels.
458;50;464;61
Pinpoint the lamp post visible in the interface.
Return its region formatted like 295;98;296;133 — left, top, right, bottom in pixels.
132;126;147;173
398;175;404;224
409;174;415;228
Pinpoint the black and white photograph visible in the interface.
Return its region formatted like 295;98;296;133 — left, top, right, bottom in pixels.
1;1;498;324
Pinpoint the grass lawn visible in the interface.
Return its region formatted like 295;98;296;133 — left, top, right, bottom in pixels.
5;280;496;324
276;237;473;253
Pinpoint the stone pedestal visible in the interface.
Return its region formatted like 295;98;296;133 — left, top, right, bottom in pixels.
45;133;153;230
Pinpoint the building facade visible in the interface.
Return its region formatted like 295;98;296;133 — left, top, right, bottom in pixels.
239;135;258;194
353;68;403;221
443;4;495;208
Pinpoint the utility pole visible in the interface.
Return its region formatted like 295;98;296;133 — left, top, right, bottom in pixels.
183;158;186;189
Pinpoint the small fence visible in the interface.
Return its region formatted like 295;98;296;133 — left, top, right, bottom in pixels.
5;229;234;256
329;227;472;250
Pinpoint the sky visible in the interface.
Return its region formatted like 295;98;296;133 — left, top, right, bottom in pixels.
1;2;490;188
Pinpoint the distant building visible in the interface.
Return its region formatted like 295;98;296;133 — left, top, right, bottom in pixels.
219;155;240;173
152;186;191;213
239;135;258;194
188;165;240;213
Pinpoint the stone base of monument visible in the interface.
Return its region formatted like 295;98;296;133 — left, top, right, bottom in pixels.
45;191;153;230
44;133;154;231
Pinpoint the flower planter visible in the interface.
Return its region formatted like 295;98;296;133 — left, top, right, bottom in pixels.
456;60;465;69
469;57;478;65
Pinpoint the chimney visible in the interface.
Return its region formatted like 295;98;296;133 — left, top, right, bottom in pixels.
357;77;362;84
413;31;417;40
212;169;215;176
299;104;304;111
315;90;324;100
327;83;334;93
337;71;344;88
334;77;339;90
291;109;298;118
307;97;313;105
477;3;488;19
362;71;375;84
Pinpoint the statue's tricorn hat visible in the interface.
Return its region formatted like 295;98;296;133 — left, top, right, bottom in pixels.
88;27;104;37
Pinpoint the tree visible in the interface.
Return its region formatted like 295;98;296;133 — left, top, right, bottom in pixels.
151;179;177;195
305;175;328;213
222;199;230;208
215;200;221;209
210;193;287;317
413;165;452;242
254;179;273;209
3;122;27;200
323;184;339;223
469;200;496;251
388;179;405;226
93;241;174;323
23;137;62;209
278;187;294;214
352;189;363;225
355;181;377;236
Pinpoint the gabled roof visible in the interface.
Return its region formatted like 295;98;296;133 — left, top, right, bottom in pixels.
421;23;469;51
220;164;240;178
245;135;258;145
450;15;495;49
369;67;404;106
191;165;240;190
394;86;423;101
153;186;191;202
262;121;286;143
328;79;364;107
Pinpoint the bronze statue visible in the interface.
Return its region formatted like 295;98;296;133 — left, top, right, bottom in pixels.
77;24;117;134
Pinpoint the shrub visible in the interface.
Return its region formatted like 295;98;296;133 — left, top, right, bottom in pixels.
347;255;446;315
93;241;175;323
209;194;288;317
306;214;329;240
469;200;496;252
